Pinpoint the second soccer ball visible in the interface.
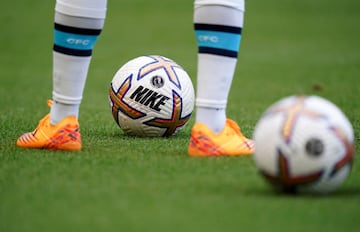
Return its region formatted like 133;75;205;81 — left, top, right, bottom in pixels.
253;95;355;194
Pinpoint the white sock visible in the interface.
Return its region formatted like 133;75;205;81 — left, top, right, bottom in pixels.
50;0;106;125
196;107;227;134
193;4;244;134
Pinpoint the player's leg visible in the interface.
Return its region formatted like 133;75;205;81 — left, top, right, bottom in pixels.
188;0;255;156
16;0;107;151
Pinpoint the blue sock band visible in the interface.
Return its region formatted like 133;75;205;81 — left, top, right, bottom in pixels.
53;23;102;57
195;23;242;58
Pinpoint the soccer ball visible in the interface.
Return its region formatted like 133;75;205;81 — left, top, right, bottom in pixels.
109;55;195;137
253;95;355;194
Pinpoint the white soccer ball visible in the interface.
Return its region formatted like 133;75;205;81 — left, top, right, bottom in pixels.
109;55;195;137
253;95;355;194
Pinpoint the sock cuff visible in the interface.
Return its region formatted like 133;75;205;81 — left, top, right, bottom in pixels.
55;0;107;19
194;0;244;11
196;98;227;109
53;92;82;105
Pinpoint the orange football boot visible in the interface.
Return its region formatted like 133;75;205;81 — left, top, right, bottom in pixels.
188;119;255;156
16;101;81;151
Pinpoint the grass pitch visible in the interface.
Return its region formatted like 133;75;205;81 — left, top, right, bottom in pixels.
1;0;360;231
